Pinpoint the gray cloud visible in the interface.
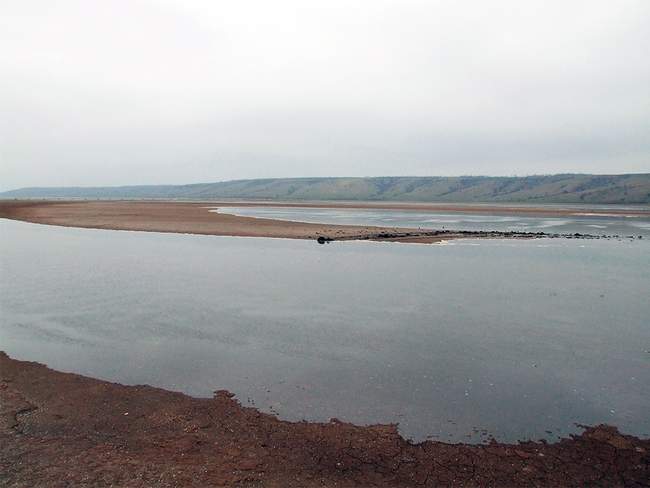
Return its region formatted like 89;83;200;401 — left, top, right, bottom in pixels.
1;0;648;190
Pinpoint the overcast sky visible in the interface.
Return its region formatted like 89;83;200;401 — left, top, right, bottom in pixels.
1;0;648;190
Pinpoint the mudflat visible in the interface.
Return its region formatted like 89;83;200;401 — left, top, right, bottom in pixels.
0;200;450;243
2;200;646;243
1;352;648;487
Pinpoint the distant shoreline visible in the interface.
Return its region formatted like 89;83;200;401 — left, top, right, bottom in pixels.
1;200;648;244
3;174;650;204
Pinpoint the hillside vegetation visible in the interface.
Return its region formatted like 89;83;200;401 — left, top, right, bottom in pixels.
2;174;650;204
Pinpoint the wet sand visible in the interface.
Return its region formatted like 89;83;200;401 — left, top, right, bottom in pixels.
0;200;450;243
2;199;646;244
1;352;648;487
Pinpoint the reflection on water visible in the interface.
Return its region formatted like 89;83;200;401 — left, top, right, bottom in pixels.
216;206;650;238
1;219;649;443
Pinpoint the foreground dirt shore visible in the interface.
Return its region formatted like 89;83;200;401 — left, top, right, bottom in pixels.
1;352;648;487
2;199;648;244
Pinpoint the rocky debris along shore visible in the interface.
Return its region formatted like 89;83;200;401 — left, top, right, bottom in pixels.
317;228;643;243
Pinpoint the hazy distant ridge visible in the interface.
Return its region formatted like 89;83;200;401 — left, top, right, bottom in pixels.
2;174;650;204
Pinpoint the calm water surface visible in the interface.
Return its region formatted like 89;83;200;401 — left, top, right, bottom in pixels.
217;206;650;238
1;219;648;443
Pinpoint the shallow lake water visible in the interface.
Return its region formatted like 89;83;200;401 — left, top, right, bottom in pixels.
1;219;649;443
216;205;650;238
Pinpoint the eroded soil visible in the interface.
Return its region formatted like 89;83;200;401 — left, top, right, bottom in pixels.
1;352;648;487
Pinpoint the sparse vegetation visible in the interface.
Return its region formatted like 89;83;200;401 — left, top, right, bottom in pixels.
2;174;650;204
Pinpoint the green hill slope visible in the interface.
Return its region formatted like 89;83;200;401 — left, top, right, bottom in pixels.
2;174;649;204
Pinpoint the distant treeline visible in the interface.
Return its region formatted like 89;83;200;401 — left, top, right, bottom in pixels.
2;174;650;204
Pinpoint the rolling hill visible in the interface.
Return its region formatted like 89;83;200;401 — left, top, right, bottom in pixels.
2;174;650;204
